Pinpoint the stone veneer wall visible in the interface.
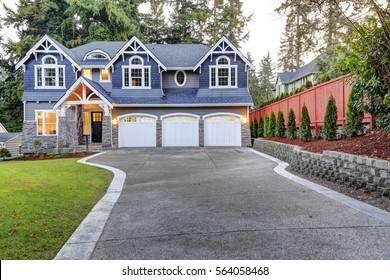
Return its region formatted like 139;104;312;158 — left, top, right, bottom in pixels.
156;120;162;147
199;119;204;147
241;123;251;147
102;116;112;148
253;139;390;196
112;125;118;148
22;121;57;153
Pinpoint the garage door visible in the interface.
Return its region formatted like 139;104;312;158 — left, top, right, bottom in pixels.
119;116;156;147
162;115;199;147
204;115;241;146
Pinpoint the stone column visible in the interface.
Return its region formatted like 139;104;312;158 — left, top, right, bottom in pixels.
102;116;112;148
241;122;251;147
112;124;119;148
156;119;162;147
199;119;204;147
58;107;78;151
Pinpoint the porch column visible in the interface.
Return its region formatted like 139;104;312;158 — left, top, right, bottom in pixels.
241;122;251;147
102;115;112;148
58;106;78;151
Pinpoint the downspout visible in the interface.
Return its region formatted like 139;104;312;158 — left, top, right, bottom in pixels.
160;67;165;97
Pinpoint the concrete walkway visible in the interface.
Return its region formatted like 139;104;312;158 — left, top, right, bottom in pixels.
87;148;390;259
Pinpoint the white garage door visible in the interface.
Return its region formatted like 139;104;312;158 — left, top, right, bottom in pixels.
162;115;199;147
204;115;241;146
119;116;156;147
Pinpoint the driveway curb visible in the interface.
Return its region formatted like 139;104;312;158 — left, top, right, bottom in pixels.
250;149;390;224
54;152;126;260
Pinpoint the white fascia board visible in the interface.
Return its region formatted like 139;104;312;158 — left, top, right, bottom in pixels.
105;36;167;71
5;133;22;143
193;36;254;71
112;103;253;108
16;35;81;71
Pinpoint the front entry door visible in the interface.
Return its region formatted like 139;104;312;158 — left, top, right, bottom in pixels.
91;112;103;143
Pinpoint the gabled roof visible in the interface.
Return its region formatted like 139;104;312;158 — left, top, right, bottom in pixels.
71;41;126;64
16;35;81;71
146;44;210;69
105;36;167;71
0;132;22;143
278;53;327;84
194;36;254;71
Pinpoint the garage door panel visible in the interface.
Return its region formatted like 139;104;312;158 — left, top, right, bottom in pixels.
119;116;156;147
162;115;199;147
205;115;241;146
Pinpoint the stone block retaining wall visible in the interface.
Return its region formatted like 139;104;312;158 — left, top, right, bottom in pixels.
253;139;390;196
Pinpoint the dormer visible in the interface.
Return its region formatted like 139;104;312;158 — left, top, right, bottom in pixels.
83;50;111;61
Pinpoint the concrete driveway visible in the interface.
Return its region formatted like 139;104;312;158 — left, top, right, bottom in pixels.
88;148;390;259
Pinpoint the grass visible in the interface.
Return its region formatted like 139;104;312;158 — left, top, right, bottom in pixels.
0;158;113;259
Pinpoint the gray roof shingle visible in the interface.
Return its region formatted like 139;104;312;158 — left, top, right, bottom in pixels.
0;133;22;143
71;41;126;62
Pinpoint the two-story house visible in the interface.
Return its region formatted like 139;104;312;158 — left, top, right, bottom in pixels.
16;35;253;152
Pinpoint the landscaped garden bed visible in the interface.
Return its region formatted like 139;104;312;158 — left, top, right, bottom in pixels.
11;152;97;161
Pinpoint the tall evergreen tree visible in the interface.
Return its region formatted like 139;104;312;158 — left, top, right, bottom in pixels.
345;88;363;138
258;116;264;137
258;51;275;100
300;104;312;141
247;52;263;109
275;111;285;137
141;0;168;44
322;94;338;141
286;108;297;140
269;111;276;137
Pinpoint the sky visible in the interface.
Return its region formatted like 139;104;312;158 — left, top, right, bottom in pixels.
0;0;289;70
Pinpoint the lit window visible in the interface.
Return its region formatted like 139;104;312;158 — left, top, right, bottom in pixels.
35;55;65;88
83;112;90;134
122;56;151;88
210;56;237;88
82;69;92;79
175;71;186;87
100;69;110;81
37;111;57;135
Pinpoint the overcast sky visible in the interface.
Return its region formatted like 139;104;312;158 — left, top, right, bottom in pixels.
0;0;291;70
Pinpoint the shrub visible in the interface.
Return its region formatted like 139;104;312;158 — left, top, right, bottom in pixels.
305;80;313;89
269;111;276;137
286;109;297;140
275;111;285;137
0;148;11;158
300;104;312;141
322;94;338;140
258;116;264;137
345;88;364;137
33;139;42;154
264;115;270;137
250;120;255;138
253;117;259;138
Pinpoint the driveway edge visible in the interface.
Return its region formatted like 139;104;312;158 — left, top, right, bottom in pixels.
54;152;126;260
250;148;390;224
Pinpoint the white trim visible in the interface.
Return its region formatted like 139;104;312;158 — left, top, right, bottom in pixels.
83;50;111;61
112;103;253;107
122;56;151;89
194;36;254;71
34;55;66;89
174;70;187;87
161;113;200;120
209;63;238;88
118;113;158;120
16;35;81;70
106;36;167;71
99;69;111;82
35;110;58;136
202;112;242;120
166;67;194;71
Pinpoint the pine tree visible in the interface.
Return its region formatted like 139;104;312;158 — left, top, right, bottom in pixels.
300;104;312;141
247;52;263;109
275;111;285;137
264;115;270;137
258;51;275;100
269;111;276;137
345;88;364;138
286;108;297;140
322;94;338;140
141;0;168;44
258;116;264;137
253;117;259;138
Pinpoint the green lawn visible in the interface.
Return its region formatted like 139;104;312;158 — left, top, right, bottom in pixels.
0;158;113;259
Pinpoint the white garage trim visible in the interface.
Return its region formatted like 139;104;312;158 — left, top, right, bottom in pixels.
204;113;242;147
162;113;199;147
118;113;157;148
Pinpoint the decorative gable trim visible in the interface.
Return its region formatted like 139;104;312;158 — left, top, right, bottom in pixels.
15;35;81;71
193;36;254;71
105;36;167;71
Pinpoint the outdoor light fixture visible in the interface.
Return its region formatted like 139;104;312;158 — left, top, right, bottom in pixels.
242;117;248;124
112;118;118;125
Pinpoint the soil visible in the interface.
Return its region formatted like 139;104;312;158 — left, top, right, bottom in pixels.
265;129;390;161
11;152;97;161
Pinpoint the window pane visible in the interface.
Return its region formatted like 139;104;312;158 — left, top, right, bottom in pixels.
87;53;107;59
144;68;149;87
124;68;129;87
176;71;185;85
218;68;229;86
45;112;57;124
205;116;220;122
139;117;154;123
83;112;90;134
45;124;57;135
211;68;216;86
131;68;142;87
122;117;137;122
59;68;64;86
131;58;142;65
218;58;228;65
231;67;236;86
83;69;91;79
101;69;109;81
44;57;56;64
164;116;179;123
37;112;43;135
181;116;197;123
44;68;57;86
37;67;42;87
223;116;237;122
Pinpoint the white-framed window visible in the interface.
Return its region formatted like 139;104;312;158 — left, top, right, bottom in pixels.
36;110;57;136
86;53;108;60
100;69;110;82
209;56;237;88
122;56;151;89
35;55;65;89
175;70;186;87
82;69;92;79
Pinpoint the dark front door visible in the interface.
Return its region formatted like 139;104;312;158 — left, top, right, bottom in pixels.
91;112;103;143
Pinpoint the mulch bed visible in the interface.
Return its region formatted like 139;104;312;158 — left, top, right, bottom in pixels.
12;152;97;161
265;129;390;161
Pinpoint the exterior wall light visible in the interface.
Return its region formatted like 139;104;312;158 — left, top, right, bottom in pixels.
242;117;248;124
112;118;118;125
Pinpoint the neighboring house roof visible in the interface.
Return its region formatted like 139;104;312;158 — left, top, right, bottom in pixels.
0;123;8;133
0;133;22;143
277;53;327;84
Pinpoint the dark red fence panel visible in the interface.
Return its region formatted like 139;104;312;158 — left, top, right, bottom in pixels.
250;75;372;136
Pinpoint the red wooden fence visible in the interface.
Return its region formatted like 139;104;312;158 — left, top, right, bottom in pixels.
249;75;372;136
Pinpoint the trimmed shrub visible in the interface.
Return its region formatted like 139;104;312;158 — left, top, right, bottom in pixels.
0;148;11;158
286;109;297;140
258;116;264;137
345;88;363;137
300;104;312;141
250;120;255;138
269;111;276;137
305;80;313;89
253;117;259;138
275;111;285;137
264;115;270;137
323;94;338;140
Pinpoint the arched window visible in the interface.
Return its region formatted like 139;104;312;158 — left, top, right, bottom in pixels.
84;50;110;60
122;56;151;88
35;55;65;88
210;56;237;88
